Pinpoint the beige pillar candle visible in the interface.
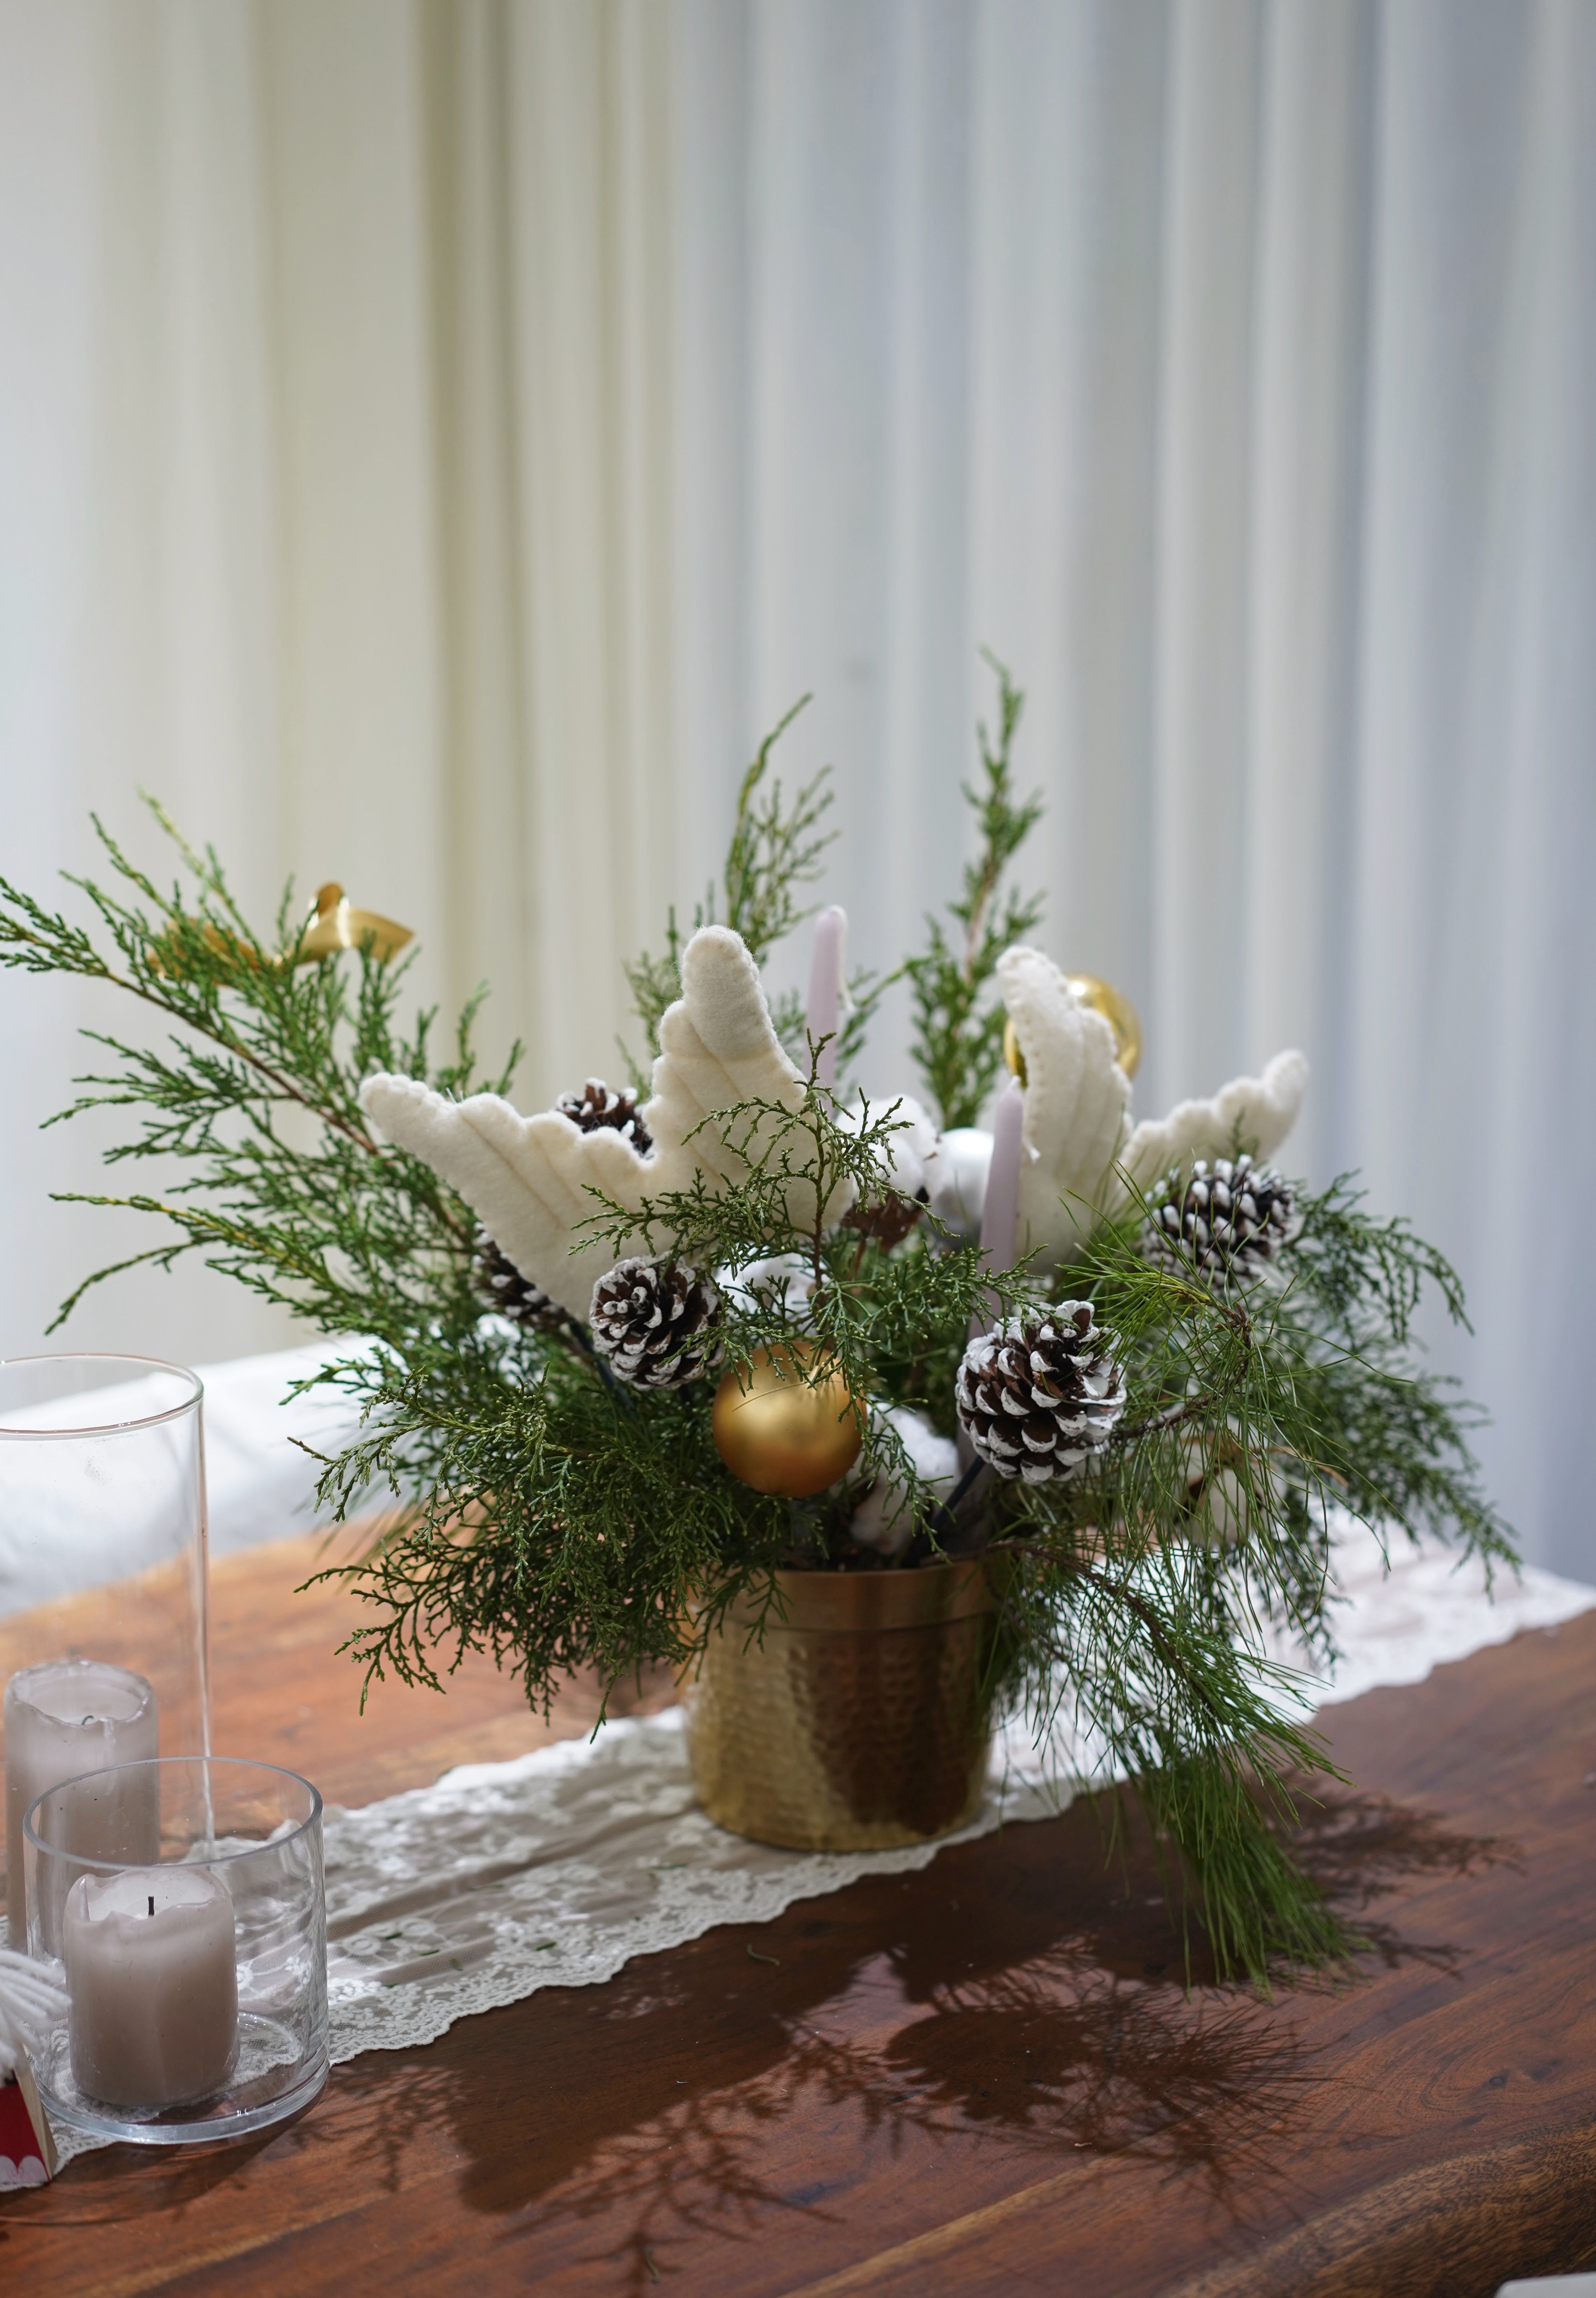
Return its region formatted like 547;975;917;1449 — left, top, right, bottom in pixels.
63;1867;237;2109
4;1660;160;1951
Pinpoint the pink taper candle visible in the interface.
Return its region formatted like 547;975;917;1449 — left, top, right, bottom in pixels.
976;1076;1025;1321
958;1074;1026;1468
806;906;847;1089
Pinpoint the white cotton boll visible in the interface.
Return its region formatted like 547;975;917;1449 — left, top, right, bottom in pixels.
849;1406;962;1556
719;1254;816;1319
1179;1431;1280;1549
925;1128;993;1238
848;1480;915;1556
875;1096;942;1202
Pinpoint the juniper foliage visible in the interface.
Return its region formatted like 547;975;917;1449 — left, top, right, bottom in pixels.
904;650;1045;1127
0;673;1515;1987
0;805;500;1337
621;699;891;1089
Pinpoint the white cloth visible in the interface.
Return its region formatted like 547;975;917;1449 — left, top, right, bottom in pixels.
324;1523;1595;2059
23;1517;1594;2178
191;1343;367;1561
0;1343;363;1618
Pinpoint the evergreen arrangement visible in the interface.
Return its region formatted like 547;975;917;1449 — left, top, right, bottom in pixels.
0;665;1513;1982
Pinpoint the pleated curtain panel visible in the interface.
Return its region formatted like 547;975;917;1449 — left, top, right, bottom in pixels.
2;0;1592;1575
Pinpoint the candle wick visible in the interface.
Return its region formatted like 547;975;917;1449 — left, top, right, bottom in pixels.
147;1894;155;1918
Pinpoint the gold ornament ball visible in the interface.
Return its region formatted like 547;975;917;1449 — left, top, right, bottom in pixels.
712;1343;863;1498
1003;973;1142;1083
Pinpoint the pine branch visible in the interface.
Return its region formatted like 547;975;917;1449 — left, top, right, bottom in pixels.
624;698;834;1062
905;651;1045;1127
0;806;511;1332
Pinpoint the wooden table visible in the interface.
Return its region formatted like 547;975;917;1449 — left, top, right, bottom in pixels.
4;1534;1596;2296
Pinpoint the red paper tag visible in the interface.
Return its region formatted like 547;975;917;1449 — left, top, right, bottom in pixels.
0;2072;52;2187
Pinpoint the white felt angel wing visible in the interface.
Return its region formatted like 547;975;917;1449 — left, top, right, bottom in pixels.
640;924;855;1230
995;945;1308;1263
358;1074;663;1320
644;928;800;1175
360;924;850;1319
1108;1049;1310;1211
999;947;1133;1262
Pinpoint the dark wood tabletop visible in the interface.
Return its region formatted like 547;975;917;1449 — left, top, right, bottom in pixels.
3;1532;1595;2297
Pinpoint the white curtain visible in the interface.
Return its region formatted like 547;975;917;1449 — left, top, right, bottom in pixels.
0;0;675;1367
674;0;1596;1578
3;1;1592;1574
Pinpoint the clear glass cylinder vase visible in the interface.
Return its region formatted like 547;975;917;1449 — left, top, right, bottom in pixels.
24;1756;328;2144
0;1355;211;1950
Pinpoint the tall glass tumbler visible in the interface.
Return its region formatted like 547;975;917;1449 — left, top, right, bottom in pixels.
0;1357;210;1949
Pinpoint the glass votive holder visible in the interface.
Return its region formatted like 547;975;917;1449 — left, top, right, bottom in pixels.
24;1757;327;2145
0;1355;211;1951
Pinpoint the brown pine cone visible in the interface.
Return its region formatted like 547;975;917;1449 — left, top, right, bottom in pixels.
473;1228;565;1332
556;1078;652;1156
955;1301;1126;1484
590;1258;722;1388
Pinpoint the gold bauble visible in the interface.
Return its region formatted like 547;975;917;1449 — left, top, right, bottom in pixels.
1003;974;1142;1082
712;1343;863;1498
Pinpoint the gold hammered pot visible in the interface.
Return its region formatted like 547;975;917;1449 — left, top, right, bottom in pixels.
680;1559;1006;1852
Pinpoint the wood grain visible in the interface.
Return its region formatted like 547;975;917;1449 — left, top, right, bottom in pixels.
2;1536;1595;2296
201;1528;673;1804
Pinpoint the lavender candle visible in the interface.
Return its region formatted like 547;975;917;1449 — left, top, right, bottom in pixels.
805;906;847;1089
63;1866;237;2108
975;1076;1025;1316
4;1660;159;1951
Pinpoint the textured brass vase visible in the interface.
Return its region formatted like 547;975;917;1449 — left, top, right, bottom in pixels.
681;1560;1004;1852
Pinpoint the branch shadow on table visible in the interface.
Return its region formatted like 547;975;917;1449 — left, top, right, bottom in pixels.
0;1775;1502;2271
322;1778;1506;2296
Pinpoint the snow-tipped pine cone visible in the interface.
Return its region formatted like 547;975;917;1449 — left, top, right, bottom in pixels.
590;1258;723;1388
1142;1154;1300;1290
556;1078;652;1156
955;1301;1126;1484
473;1228;565;1332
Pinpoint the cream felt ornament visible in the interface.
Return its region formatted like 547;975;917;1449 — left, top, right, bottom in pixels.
999;946;1134;1262
360;1074;660;1321
977;947;1308;1269
1111;1053;1309;1209
361;925;852;1321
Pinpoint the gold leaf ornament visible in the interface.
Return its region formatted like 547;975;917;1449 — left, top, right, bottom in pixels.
294;883;413;964
148;881;413;976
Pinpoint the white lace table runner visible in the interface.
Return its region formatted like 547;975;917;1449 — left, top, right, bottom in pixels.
32;1525;1596;2178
